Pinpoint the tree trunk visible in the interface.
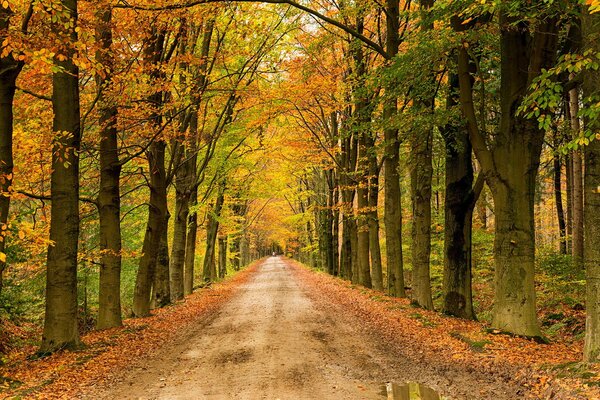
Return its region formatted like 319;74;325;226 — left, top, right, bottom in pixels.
409;0;435;310
456;14;558;336
133;141;167;317
569;85;584;265
357;131;372;288
383;0;406;299
553;147;567;255
170;158;192;300
442;72;478;320
203;185;225;282
367;135;383;291
184;185;198;294
410;130;434;310
583;8;600;362
41;0;81;352
218;235;227;278
95;5;122;330
132;27;167;317
153;212;170;307
566;152;573;253
0;44;19;297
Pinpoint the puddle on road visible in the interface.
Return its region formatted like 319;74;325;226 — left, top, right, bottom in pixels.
380;382;447;400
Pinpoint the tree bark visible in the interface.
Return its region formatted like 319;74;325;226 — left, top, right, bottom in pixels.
553;139;567;254
170;155;192;300
409;0;435;310
583;7;600;362
383;0;405;297
367;135;383;291
456;15;558;336
203;184;225;282
357;131;372;288
133;141;167;317
132;27;167;317
95;5;123;330
569;85;584;266
218;235;227;278
184;184;198;292
153;212;170;306
441;72;479;320
41;0;81;352
0;8;21;296
410;130;434;310
566;152;573;253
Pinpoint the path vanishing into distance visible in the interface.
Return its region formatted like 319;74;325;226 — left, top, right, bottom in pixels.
84;258;540;400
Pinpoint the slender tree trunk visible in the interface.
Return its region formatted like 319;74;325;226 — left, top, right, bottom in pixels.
332;193;340;276
442;72;478;320
383;0;405;297
367;136;383;291
153;212;170;306
218;235;227;278
583;8;600;362
132;27;167;317
569;85;584;265
95;5;122;329
184;181;198;294
410;130;434;310
0;48;19;297
566;152;573;253
41;0;81;352
133;141;167;316
170;158;191;300
357;131;372;288
553;148;567;255
203;185;225;282
409;0;435;310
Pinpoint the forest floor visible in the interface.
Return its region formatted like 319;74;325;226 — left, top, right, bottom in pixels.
1;257;598;399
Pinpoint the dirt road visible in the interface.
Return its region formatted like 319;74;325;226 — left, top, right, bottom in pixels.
88;257;517;399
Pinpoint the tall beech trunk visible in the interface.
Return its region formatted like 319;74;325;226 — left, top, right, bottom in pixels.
178;20;213;296
218;235;227;278
332;198;340;276
457;15;558;337
0;14;20;296
383;0;405;297
553;139;567;254
566;152;573;253
367;135;383;291
339;123;357;281
132;27;167;317
568;85;584;265
41;0;81;352
441;72;480;320
583;8;600;362
170;153;192;300
95;5;122;330
357;131;372;288
229;198;247;272
203;185;225;282
184;185;198;292
351;13;372;288
410;130;433;310
409;0;434;310
133;141;167;316
182;111;198;295
153;212;170;306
